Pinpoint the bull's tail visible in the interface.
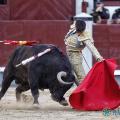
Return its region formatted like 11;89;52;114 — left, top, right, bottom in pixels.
0;76;14;100
4;47;20;76
0;47;19;100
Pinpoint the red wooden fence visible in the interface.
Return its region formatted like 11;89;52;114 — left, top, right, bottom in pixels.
93;24;120;68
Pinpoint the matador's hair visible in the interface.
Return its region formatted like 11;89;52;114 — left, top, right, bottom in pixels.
75;20;86;33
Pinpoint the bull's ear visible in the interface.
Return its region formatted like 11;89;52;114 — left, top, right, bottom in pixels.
57;71;74;85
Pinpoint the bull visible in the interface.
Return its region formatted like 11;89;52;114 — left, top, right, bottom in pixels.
0;44;78;106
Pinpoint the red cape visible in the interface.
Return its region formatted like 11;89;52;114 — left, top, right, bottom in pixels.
69;59;120;111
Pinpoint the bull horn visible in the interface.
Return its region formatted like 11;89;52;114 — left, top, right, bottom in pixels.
57;71;73;85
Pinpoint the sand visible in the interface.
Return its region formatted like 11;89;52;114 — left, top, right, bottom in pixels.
0;87;119;120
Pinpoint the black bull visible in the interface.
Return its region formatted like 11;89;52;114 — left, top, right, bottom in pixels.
0;44;78;106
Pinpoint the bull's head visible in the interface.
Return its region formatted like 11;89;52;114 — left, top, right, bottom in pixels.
57;71;79;86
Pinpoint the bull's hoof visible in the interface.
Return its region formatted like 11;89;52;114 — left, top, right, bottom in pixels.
40;88;44;91
59;99;68;106
21;94;33;103
51;95;57;101
33;104;40;109
51;95;68;106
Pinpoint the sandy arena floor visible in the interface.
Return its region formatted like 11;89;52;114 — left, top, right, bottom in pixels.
0;87;119;120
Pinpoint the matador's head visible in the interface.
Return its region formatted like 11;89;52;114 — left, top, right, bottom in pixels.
75;20;86;33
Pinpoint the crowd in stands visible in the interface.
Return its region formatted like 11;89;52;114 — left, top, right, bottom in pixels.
91;1;120;24
0;0;119;24
112;8;120;24
0;0;7;4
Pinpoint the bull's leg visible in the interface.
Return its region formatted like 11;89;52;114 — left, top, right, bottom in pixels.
29;82;39;104
16;84;30;102
28;72;39;104
0;76;13;100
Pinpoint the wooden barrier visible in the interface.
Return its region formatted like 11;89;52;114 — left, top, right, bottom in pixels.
93;24;120;68
0;20;70;66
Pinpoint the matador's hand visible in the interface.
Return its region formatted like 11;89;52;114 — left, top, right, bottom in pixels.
97;57;104;62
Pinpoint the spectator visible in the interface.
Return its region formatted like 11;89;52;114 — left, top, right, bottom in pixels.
112;8;120;24
0;0;7;4
91;1;110;23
